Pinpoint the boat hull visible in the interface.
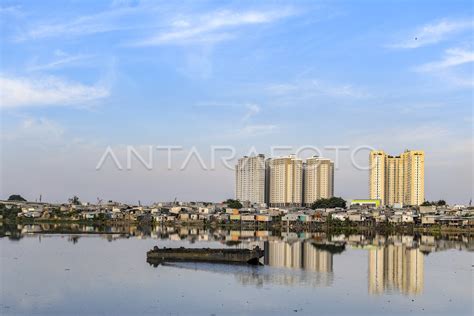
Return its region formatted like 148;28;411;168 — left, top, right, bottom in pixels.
147;246;263;265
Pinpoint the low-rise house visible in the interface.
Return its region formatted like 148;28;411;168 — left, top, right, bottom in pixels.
256;230;270;237
178;213;190;221
241;230;255;238
419;205;437;214
225;208;238;214
282;213;299;222
166;214;177;221
198;214;211;221
112;207;123;213
389;215;402;223
217;214;229;222
298;214;311;222
23;211;42;218
241;214;255;222
256;215;272;222
152;214;165;222
348;213;364;222
198;207;211;214
421;215;438;225
169;207;182;214
332;213;347;221
438;216;469;226
84;212;99;220
402;214;415;223
230;214;241;221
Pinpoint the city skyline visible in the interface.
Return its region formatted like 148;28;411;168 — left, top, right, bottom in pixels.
1;1;472;204
235;154;335;207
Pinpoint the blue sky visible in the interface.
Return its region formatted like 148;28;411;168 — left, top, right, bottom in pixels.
1;0;472;204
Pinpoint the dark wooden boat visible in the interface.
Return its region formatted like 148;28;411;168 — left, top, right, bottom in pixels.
147;246;263;265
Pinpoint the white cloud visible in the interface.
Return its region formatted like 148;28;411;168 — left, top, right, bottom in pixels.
416;48;474;72
133;8;295;46
0;75;109;108
389;19;473;49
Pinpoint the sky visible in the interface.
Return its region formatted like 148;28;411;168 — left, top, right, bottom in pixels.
0;0;473;205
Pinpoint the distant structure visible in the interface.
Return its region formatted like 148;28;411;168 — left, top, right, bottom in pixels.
304;156;334;206
235;154;266;204
235;154;335;207
369;150;425;206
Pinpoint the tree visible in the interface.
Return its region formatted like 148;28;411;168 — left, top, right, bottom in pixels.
311;197;346;209
421;200;446;207
225;199;243;209
7;194;26;201
68;196;81;205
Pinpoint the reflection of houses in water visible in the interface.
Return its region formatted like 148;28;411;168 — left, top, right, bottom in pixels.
263;240;334;287
369;245;424;295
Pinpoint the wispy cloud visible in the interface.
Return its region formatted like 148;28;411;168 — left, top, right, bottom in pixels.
132;8;296;46
238;124;277;137
15;5;148;41
242;104;261;122
416;48;474;72
266;79;371;99
0;75;109;108
0;5;22;16
413;47;474;88
389;19;473;49
196;101;262;121
27;51;94;71
16;4;296;45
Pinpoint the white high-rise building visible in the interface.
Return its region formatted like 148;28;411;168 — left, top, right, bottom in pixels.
369;150;425;206
235;154;266;204
304;156;334;206
268;155;303;207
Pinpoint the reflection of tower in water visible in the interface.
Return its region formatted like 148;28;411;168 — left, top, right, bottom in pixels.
263;240;334;287
264;240;333;272
368;245;424;295
303;242;333;273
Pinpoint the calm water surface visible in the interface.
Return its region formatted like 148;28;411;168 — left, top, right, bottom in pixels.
1;227;472;315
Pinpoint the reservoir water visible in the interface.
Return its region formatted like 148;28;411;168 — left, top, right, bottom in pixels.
1;225;472;315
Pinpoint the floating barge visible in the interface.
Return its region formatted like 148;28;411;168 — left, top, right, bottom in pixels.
147;246;263;265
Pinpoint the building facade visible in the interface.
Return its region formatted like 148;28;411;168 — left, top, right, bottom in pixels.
401;150;425;206
235;154;266;204
369;151;386;204
268;155;303;207
304;156;334;206
369;150;425;206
